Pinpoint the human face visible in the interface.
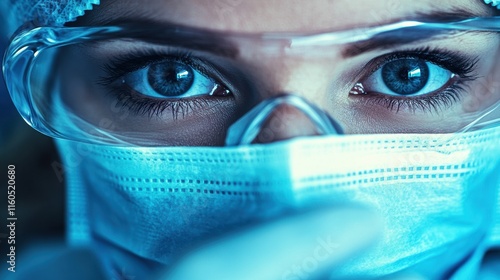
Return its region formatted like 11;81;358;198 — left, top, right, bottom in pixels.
43;0;500;145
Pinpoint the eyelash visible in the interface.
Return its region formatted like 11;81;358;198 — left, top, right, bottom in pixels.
354;47;479;113
98;49;226;118
98;47;479;118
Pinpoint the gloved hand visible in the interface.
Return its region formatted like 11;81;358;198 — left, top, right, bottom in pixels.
7;207;429;280
160;207;383;280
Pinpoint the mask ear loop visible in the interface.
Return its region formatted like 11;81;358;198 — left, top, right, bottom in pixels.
429;102;500;154
225;94;343;146
457;102;500;133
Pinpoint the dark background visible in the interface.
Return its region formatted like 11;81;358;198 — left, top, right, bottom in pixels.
0;28;65;271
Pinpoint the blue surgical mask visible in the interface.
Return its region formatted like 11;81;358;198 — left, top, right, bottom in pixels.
2;2;499;278
56;115;500;279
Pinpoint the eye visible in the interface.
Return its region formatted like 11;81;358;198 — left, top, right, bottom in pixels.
353;57;456;96
122;59;231;98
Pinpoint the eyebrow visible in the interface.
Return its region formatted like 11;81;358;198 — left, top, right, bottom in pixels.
341;27;454;58
70;6;496;59
341;9;497;57
118;21;241;58
69;17;241;58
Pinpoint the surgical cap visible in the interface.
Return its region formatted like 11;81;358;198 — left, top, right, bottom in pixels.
485;0;500;9
0;0;100;38
1;0;500;39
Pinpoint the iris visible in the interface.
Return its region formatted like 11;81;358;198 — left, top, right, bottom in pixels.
147;62;194;96
381;58;429;95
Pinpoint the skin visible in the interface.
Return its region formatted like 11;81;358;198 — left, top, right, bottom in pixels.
78;0;493;32
47;1;500;279
62;0;500;145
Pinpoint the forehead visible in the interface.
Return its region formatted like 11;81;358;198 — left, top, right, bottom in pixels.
84;0;493;32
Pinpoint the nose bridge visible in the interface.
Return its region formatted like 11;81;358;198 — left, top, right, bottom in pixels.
238;42;341;100
225;94;342;146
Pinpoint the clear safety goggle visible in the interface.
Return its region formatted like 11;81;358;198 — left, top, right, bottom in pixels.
3;17;500;146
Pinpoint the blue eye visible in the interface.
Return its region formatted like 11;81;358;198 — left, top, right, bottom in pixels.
361;58;454;96
123;60;229;98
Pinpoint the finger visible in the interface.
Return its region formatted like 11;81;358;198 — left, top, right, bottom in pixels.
162;207;382;280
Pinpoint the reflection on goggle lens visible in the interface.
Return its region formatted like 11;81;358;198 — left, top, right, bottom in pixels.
4;18;500;146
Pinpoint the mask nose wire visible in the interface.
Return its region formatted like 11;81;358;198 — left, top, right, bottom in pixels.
225;94;343;146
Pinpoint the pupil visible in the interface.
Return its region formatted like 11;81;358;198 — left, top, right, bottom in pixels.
147;61;194;97
381;58;429;95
